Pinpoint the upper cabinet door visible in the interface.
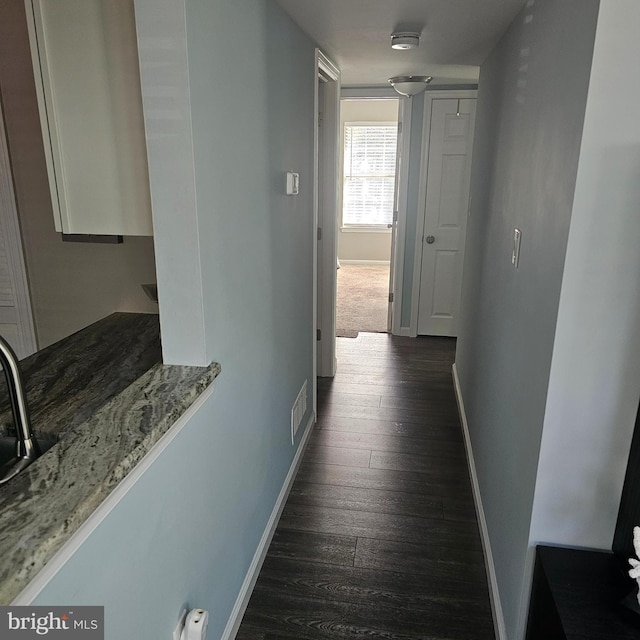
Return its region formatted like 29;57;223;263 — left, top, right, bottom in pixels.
25;0;153;236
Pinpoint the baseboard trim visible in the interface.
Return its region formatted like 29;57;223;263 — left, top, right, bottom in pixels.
452;364;507;640
221;411;316;640
338;260;390;266
399;326;412;337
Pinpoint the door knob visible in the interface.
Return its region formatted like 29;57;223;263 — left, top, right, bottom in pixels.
426;235;435;244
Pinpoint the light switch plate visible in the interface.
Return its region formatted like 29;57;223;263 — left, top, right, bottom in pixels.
286;172;299;195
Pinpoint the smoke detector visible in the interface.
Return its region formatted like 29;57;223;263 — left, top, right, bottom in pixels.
391;32;420;50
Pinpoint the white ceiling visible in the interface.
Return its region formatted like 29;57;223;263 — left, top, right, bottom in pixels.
275;0;527;86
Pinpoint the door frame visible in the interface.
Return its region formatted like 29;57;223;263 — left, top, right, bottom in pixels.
0;101;37;358
409;90;477;337
314;49;340;398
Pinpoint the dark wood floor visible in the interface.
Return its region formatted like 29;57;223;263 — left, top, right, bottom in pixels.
236;333;494;640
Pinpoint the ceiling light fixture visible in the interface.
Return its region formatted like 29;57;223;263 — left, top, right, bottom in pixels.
391;32;420;50
388;75;433;97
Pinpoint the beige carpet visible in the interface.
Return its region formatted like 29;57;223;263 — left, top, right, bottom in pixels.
336;264;390;338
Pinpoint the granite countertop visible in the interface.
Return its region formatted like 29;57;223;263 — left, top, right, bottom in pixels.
0;313;220;603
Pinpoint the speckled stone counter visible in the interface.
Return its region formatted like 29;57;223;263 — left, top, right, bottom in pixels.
0;313;163;439
0;313;220;603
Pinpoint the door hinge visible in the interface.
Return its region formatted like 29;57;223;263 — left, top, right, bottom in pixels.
317;329;321;341
393;210;398;223
397;121;402;134
317;227;322;241
389;292;394;303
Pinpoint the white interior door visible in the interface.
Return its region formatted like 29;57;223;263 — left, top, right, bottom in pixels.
417;98;476;336
0;104;37;359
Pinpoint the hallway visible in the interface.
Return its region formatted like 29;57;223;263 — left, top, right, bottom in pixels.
236;333;494;639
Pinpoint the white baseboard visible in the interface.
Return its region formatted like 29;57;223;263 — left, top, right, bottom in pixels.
399;326;412;337
221;411;316;640
452;364;507;640
338;260;390;266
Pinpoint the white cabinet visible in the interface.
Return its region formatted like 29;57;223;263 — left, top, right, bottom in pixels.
25;0;153;236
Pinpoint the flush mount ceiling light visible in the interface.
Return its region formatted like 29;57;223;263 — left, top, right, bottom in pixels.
391;32;420;50
388;75;433;97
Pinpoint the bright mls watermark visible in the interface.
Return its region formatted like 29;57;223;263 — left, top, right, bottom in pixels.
0;607;103;639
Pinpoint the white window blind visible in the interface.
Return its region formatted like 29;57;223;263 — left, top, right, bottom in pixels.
343;123;397;226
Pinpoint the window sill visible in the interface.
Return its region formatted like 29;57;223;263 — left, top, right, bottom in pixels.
340;226;392;234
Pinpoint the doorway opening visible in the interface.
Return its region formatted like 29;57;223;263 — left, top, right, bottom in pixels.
336;98;399;339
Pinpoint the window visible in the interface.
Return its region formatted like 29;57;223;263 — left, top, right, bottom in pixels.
342;122;398;227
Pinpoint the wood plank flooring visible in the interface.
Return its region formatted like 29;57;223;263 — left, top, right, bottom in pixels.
236;333;494;640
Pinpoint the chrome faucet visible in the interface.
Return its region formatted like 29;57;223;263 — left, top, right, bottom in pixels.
0;335;40;484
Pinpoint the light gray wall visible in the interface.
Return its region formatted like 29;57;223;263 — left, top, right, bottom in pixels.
338;99;396;262
530;0;640;551
32;2;316;639
455;0;599;637
0;0;158;350
188;0;315;391
338;233;391;263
